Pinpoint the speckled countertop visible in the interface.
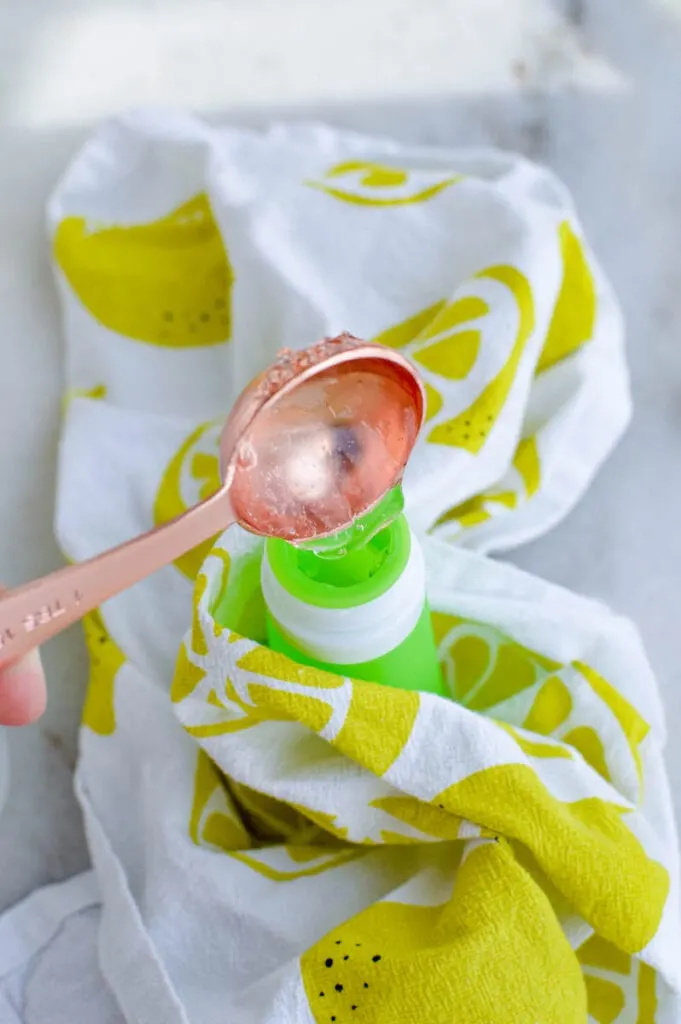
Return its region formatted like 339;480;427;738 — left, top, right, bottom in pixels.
1;0;680;911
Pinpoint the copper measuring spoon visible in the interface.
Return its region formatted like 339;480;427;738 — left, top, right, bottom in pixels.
0;334;424;665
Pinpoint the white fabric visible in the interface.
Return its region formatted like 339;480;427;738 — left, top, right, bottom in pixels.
0;873;122;1024
0;112;676;1022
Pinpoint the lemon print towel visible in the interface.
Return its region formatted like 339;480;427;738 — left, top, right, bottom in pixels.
0;111;677;1024
54;193;233;348
141;532;681;1022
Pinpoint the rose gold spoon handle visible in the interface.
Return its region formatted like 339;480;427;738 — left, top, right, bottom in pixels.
0;492;233;665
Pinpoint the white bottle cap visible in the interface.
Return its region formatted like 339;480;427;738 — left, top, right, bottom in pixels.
261;527;426;666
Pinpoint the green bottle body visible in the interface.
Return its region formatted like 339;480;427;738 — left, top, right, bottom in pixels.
266;600;446;695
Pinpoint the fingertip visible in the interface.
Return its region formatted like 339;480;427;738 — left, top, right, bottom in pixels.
0;651;47;726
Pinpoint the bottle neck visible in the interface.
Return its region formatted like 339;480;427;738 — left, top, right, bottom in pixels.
262;516;427;665
265;512;412;610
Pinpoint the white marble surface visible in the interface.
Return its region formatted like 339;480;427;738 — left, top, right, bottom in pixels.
1;0;681;912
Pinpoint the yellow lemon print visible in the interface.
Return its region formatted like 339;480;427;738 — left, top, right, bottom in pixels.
53;193;234;347
523;676;573;735
153;421;222;580
581;976;624;1024
81;608;126;735
437;765;669;954
521;661;650;788
230;778;320;844
190;572;211;658
419;297;489;341
578;933;631;978
412;296;489;382
61;383;107;415
575;662;649;783
373;300;447;422
434;489;516;531
411;297;489;383
458;633;525;708
422;382;443;421
512;435;541;497
432;614;561;710
236;644;346;689
181;640;341;739
244;683;335;734
433;435;541;533
229;846;361;882
537;221;597;373
456;633;554;711
438;620;641;787
373;295;489;421
636;963;658;1024
428;265;535;450
182;682;272;738
190;755;361;880
305;160;463;206
578;934;628;1024
171;642;206;705
498;723;573;761
577;934;658;1024
289;804;350;843
370;795;462;842
301;840;586;1023
372;300;446;349
189;748;251;852
333;683;420;777
562;726;611;782
414;328;481;380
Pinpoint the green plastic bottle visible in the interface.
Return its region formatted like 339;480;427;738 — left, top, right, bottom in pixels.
260;490;447;697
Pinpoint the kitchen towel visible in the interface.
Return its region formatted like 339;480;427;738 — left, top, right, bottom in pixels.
0;110;677;1023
